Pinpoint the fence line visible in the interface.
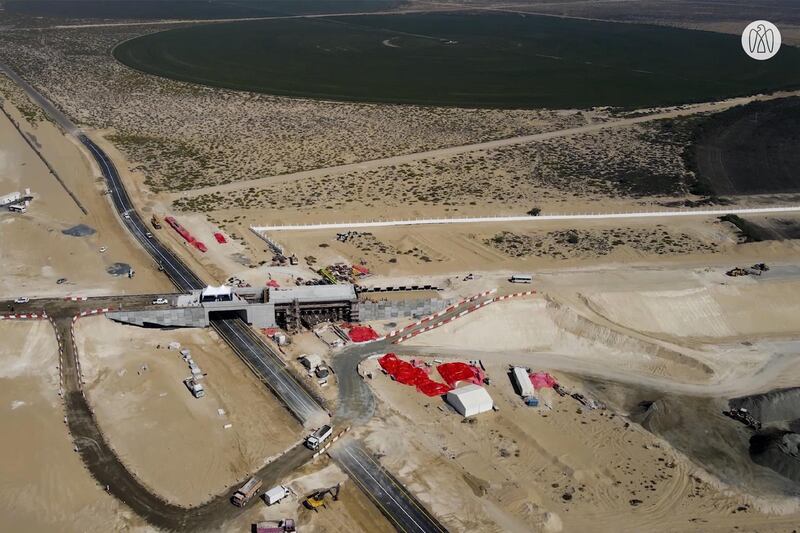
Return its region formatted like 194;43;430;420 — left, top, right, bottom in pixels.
250;205;800;232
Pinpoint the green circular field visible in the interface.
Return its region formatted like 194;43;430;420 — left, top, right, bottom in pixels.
114;12;800;109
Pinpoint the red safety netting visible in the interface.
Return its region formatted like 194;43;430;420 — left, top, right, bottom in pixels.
347;325;379;343
530;372;557;389
437;362;485;387
214;232;227;244
378;354;452;397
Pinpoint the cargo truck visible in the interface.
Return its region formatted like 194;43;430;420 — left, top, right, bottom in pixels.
305;424;333;450
232;476;262;507
263;485;290;505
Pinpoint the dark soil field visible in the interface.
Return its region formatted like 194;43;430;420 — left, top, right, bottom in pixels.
689;98;800;196
113;12;800;109
5;0;406;20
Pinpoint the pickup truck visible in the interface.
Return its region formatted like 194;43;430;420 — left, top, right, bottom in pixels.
13;297;29;304
305;424;333;450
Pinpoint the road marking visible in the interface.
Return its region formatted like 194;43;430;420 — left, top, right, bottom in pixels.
343;447;429;533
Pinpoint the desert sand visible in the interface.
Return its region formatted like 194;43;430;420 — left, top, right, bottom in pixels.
73;316;301;506
0;90;172;299
0;321;147;532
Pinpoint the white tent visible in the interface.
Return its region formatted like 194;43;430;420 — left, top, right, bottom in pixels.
446;384;493;418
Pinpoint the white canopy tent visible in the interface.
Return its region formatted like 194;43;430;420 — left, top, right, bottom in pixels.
446;384;493;418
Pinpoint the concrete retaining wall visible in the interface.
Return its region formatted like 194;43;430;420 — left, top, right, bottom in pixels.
357;298;455;322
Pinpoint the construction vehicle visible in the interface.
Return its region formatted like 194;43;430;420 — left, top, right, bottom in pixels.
151;214;161;229
183;377;205;398
303;483;341;511
263;485;290;505
305;424;333;450
723;407;762;430
255;519;296;533
231;476;262;507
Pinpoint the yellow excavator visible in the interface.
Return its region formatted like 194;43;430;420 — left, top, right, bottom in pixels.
303;483;341;511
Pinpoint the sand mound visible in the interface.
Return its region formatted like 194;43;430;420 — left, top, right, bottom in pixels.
407;298;711;379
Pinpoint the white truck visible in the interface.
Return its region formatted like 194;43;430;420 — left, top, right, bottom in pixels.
305;424;333;450
263;485;290;505
183;377;205;398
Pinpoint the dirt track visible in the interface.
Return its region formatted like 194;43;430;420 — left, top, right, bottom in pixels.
172;89;800;200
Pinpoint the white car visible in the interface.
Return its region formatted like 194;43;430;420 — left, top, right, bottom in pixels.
123;213;131;219
152;298;168;305
99;246;107;253
14;297;30;304
145;232;153;239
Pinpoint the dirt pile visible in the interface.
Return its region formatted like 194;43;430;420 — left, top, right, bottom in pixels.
730;388;800;425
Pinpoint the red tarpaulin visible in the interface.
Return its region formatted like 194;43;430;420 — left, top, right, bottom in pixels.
437;362;485;388
213;232;227;244
378;354;452;397
347;325;379;343
266;279;280;288
352;264;370;276
530;372;557;389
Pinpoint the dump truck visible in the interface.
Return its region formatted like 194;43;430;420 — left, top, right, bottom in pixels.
151;214;162;229
232;476;262;507
255;519;296;533
305;424;333;450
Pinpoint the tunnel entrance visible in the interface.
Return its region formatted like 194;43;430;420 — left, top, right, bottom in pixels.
208;309;249;323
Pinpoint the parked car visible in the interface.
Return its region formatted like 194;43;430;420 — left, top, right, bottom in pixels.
56;278;67;284
14;297;30;304
99;246;107;253
152;298;168;305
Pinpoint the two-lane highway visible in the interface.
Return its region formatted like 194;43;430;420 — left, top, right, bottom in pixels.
4;61;448;532
331;440;447;533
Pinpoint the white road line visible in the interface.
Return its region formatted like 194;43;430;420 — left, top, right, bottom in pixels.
251;205;800;232
86;141;198;289
221;320;320;418
344;447;428;533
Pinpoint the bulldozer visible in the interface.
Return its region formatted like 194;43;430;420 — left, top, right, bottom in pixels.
303;483;341;512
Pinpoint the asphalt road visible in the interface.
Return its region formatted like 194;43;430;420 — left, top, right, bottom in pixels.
79;134;330;425
331;440;447;533
3;61;449;532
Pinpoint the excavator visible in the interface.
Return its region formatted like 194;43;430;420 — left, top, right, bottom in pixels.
303;483;341;512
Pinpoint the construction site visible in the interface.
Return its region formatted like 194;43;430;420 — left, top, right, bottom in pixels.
3;2;800;533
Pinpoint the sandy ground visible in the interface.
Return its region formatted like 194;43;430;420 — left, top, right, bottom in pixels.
0;96;172;299
73;316;301;506
220;460;393;533
358;353;800;532
238;216;792;279
0;321;148;532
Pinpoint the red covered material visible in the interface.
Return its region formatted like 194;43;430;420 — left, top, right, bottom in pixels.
266;279;280;288
378;354;452;397
352;264;370;276
164;216;207;253
530;372;557;389
213;232;227;244
437;362;485;387
347;325;379;343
